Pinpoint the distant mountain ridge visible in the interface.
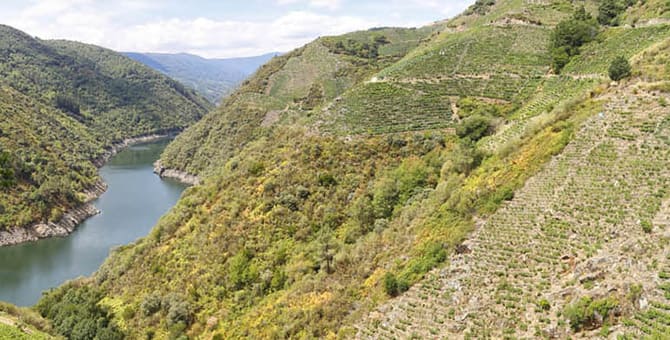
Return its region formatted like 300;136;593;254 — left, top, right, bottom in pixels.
123;52;279;103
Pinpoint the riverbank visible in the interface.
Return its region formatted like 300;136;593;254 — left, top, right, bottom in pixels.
152;160;201;185
0;132;178;247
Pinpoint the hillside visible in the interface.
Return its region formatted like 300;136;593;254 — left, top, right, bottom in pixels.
0;25;210;241
123;52;278;104
34;0;670;339
159;25;441;176
0;302;58;339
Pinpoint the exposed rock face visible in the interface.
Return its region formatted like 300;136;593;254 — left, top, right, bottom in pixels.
0;181;106;246
153;160;200;186
0;132;178;247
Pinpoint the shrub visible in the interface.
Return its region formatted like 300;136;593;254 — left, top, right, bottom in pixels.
456;115;493;142
609;56;632;81
317;173;337;187
167;300;192;326
0;151;16;189
536;298;551;311
383;273;409;297
141;292;162;316
550;7;599;72
248;161;265;176
372;177;399;218
598;0;635;26
36;283;123;340
442;140;483;176
54;94;81;116
465;0;495;15
563;296;619;331
640;219;653;233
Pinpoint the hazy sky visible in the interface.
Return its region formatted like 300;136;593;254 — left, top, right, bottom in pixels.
0;0;475;58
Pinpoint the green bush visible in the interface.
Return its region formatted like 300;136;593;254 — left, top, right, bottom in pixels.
442;140;483;176
563;296;619;331
536;298;551;311
0;151;16;189
465;0;495;15
609;56;632;81
456;115;493;142
550;7;599;72
383;273;409;297
36;283;123;340
141;292;162;316
248;161;265;176
598;0;635;26
317;173;337;187
640;219;653;233
372;177;399;219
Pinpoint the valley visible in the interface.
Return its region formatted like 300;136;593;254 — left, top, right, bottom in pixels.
2;0;670;339
0;140;186;307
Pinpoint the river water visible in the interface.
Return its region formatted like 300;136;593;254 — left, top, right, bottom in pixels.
0;140;186;306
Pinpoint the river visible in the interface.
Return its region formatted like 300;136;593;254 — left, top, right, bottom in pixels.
0;139;187;306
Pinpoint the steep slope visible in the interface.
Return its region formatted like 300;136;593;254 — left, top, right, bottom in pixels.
357;69;670;339
123;52;278;104
159;25;441;176
0;302;58;339
0;25;210;242
0;28;211;143
37;1;670;339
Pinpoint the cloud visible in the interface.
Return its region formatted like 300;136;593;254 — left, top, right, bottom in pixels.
0;0;476;58
276;0;343;10
111;11;374;58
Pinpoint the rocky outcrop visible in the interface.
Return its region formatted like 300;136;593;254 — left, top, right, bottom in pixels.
0;181;107;246
153;160;200;186
0;131;179;247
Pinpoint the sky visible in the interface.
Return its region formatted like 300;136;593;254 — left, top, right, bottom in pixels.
0;0;475;59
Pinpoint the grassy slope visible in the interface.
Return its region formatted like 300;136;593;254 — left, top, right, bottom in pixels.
0;25;210;231
39;0;670;339
0;302;59;339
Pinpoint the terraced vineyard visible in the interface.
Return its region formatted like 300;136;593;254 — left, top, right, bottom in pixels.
562;25;670;75
380;25;551;80
356;81;670;338
480;76;600;153
322;82;454;134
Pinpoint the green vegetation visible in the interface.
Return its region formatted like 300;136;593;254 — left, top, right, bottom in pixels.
36;282;122;340
598;0;635;26
0;151;15;189
609;56;632;80
550;7;599;72
0;25;210;232
27;0;670;338
0;302;57;339
563;296;620;331
465;0;496;16
384;273;409;297
160;26;440;175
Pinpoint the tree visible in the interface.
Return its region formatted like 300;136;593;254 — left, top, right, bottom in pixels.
550;7;599;73
54;94;81;116
0;151;16;189
456;114;493;141
598;0;622;26
609;56;631;81
383;273;408;296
